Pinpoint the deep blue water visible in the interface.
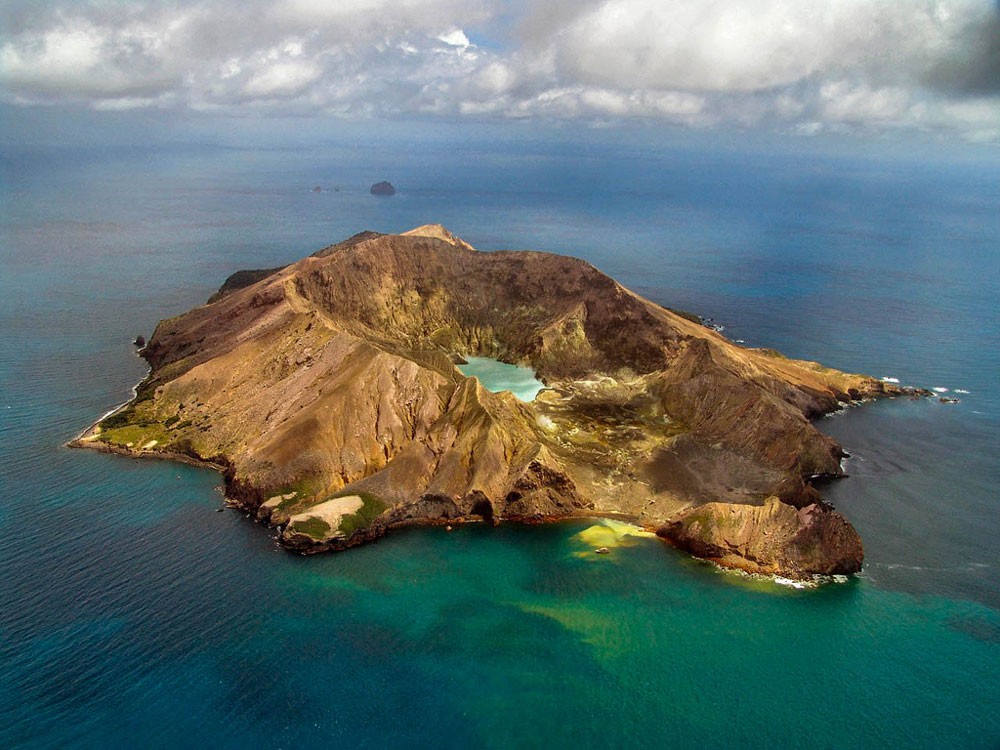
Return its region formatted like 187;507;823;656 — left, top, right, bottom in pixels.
1;135;998;748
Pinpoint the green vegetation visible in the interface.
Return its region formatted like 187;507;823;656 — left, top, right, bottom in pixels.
290;516;331;540
265;475;330;516
100;405;138;430
99;423;169;447
336;492;388;537
287;477;326;503
98;379;168;437
98;394;197;448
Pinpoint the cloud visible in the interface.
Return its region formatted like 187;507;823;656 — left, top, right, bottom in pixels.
0;0;997;141
0;14;183;99
438;29;471;48
243;60;321;99
542;1;938;92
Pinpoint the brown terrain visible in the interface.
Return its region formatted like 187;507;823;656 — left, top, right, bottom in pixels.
71;225;921;579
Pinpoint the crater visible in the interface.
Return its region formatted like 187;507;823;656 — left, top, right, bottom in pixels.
457;357;545;402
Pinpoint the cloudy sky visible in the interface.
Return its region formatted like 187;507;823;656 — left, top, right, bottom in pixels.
2;0;999;143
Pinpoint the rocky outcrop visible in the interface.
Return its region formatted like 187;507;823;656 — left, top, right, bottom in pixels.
658;497;864;577
370;181;395;196
207;266;286;303
72;224;918;579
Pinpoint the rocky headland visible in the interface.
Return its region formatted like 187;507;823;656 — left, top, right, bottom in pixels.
72;225;923;579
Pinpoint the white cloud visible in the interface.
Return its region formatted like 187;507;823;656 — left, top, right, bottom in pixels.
243;60;320;97
0;0;997;141
438;29;470;48
819;81;915;125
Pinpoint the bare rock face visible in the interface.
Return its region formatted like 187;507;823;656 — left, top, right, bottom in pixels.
657;498;864;577
73;224;913;578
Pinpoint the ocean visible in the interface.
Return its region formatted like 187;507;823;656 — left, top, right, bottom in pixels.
1;131;998;748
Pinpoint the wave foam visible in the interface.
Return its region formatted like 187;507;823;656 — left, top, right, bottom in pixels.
881;376;900;383
773;577;811;589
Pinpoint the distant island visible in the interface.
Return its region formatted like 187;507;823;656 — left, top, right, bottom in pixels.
71;225;924;580
370;181;396;196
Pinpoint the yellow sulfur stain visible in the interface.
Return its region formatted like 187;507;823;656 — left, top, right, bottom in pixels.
571;519;656;558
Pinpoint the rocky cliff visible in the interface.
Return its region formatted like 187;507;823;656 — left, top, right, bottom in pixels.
658;497;865;577
72;224;915;579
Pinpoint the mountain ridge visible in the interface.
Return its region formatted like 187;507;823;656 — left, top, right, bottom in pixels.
72;225;921;579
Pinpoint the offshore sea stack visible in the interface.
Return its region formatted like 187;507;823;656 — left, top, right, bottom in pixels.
73;224;912;579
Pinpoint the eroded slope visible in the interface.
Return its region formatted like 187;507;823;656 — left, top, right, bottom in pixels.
74;225;911;578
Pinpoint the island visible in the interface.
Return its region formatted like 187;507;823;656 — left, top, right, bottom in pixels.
71;225;922;580
370;181;396;196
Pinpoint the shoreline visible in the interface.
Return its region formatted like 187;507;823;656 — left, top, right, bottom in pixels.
66;336;930;585
68;434;230;473
67;436;852;583
69;360;152;443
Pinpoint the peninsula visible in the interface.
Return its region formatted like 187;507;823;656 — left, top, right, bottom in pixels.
72;225;916;579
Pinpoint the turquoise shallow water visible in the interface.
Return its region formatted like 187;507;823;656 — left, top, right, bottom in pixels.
457;356;545;401
1;136;998;748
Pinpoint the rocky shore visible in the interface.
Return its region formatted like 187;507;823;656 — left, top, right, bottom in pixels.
72;225;929;580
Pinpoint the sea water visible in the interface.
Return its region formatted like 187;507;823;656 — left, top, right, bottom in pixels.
1;134;998;748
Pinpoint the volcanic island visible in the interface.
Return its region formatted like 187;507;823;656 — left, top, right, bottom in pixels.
72;225;920;580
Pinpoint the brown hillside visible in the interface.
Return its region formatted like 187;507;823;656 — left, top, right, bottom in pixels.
74;224;916;578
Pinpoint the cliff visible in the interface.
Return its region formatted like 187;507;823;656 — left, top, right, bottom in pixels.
72;224;916;579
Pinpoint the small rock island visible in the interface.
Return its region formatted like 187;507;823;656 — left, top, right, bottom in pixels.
72;225;918;580
370;181;396;196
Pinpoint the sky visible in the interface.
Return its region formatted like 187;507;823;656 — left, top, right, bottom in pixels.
1;0;999;149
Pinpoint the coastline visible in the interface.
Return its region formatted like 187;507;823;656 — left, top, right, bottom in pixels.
64;228;935;583
66;419;838;583
66;344;934;584
68;434;230;474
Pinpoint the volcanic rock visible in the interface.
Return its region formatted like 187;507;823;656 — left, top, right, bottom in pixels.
658;497;864;576
72;224;913;578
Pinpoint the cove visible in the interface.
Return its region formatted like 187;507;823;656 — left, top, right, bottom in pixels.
457;356;545;402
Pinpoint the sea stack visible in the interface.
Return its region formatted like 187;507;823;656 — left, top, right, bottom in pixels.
370;181;396;196
71;225;923;579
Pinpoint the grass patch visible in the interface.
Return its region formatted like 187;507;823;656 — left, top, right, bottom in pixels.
290;516;331;540
100;406;138;430
265;475;329;516
336;492;388;537
280;476;326;504
99;423;169;447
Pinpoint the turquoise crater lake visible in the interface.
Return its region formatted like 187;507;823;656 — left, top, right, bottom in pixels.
457;356;546;402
